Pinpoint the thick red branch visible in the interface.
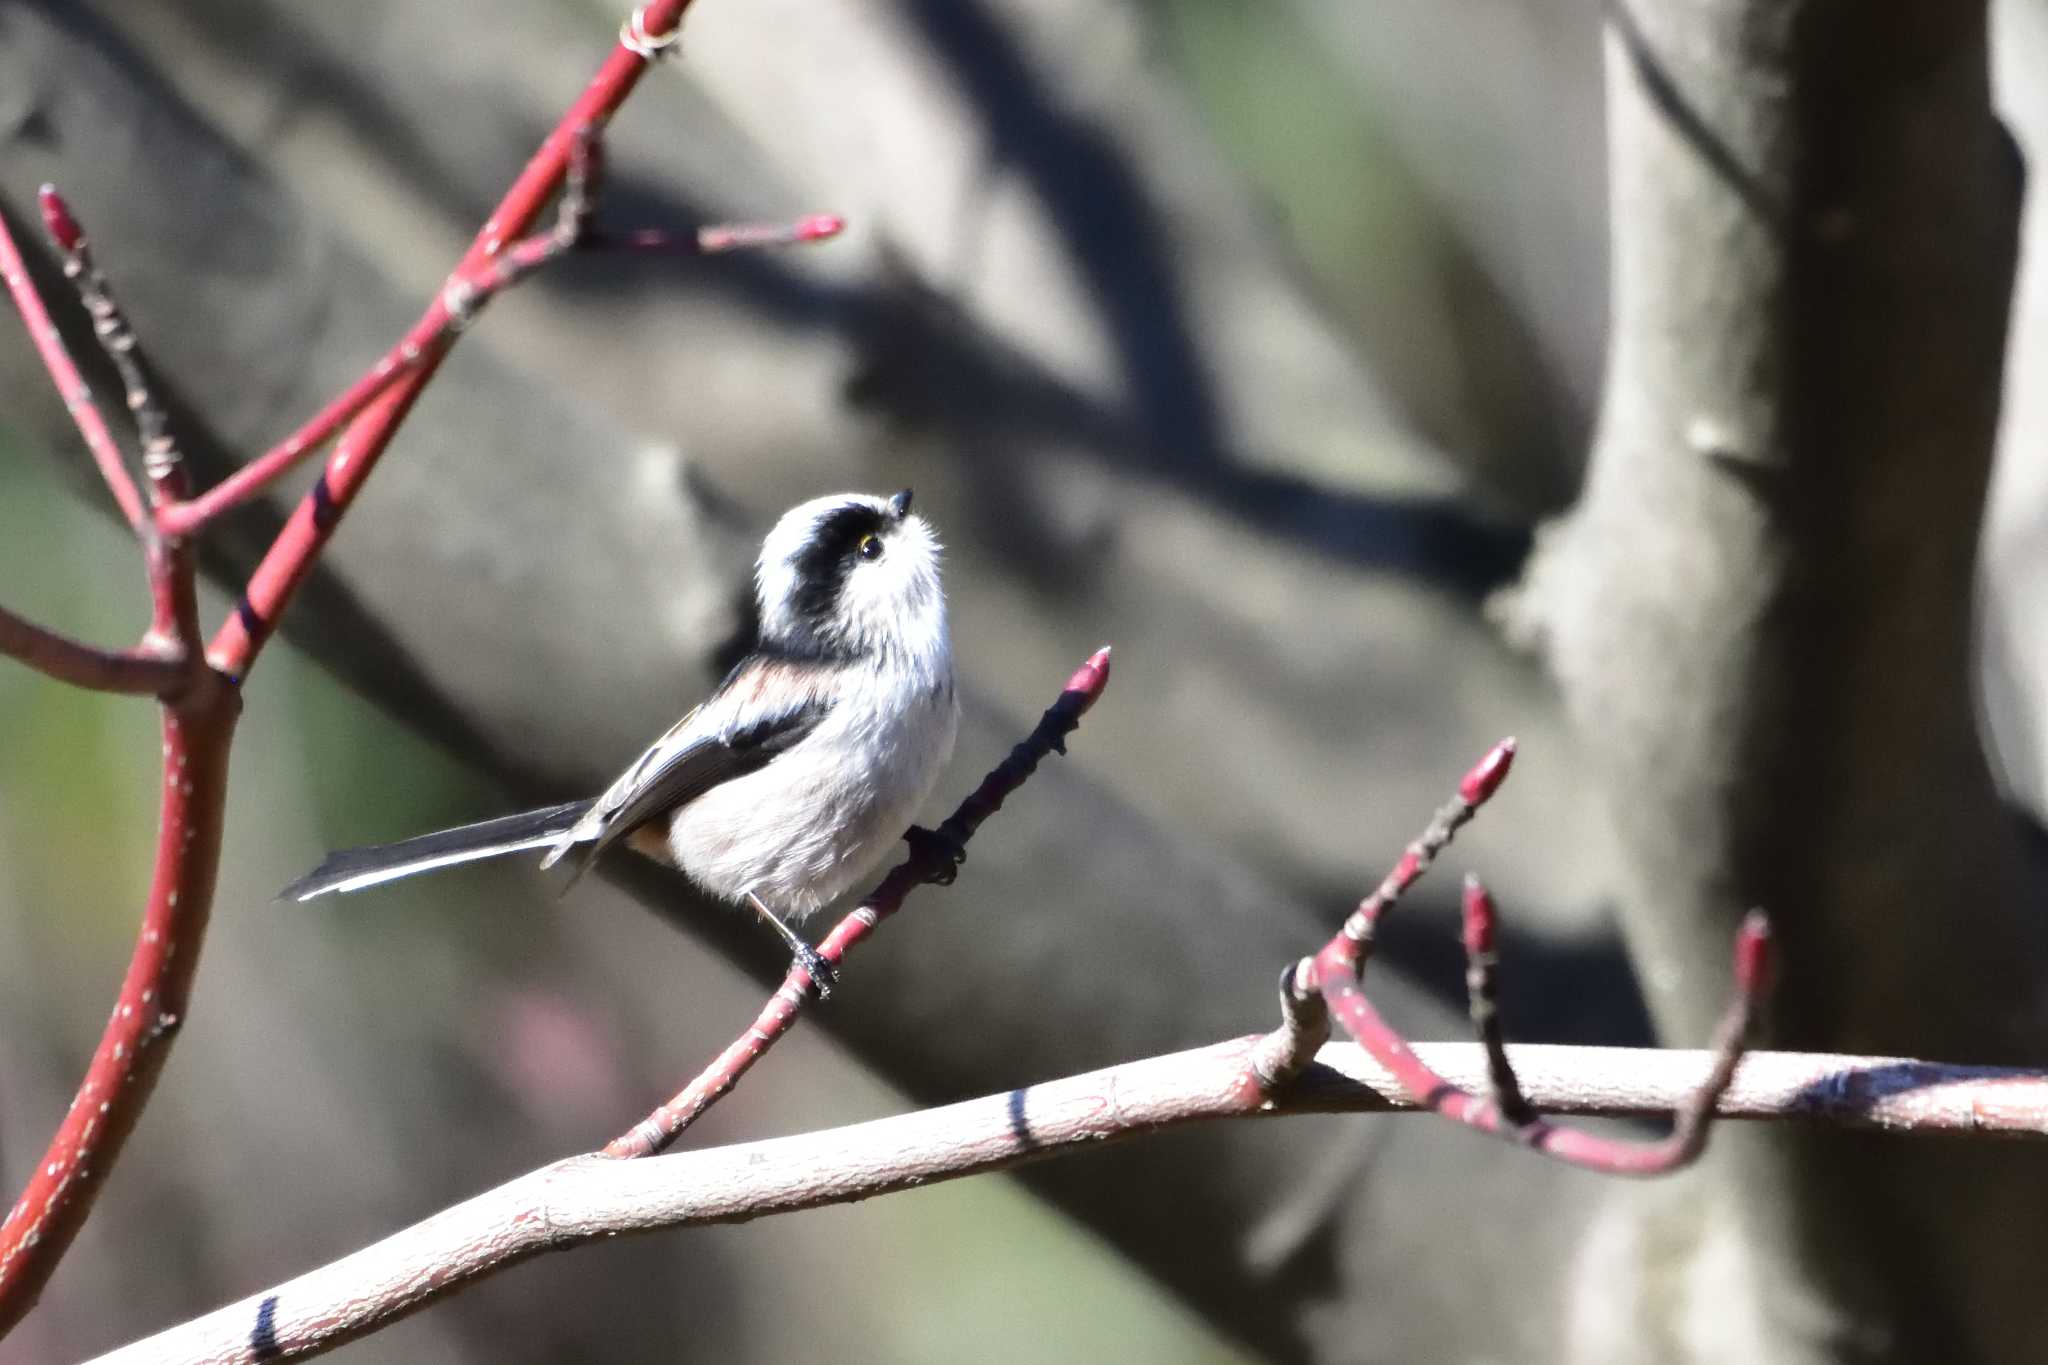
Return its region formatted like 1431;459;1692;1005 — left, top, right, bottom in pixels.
0;672;236;1334
605;646;1115;1159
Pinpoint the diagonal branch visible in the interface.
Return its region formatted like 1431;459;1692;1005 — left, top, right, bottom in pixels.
606;645;1114;1158
204;0;700;679
40;187;188;516
158;131;604;540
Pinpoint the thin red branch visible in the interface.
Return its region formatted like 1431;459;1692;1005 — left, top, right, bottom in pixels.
1461;875;1534;1125
589;212;847;255
605;645;1115;1159
36;188;206;660
89;1033;2048;1364
39;188;188;517
0;602;186;696
157;129;606;541
1335;737;1516;948
1305;741;1775;1175
0;197;145;532
204;2;696;678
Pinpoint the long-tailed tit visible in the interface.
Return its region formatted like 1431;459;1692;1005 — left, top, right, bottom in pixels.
282;488;960;989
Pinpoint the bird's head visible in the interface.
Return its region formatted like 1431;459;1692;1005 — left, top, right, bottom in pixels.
755;489;947;664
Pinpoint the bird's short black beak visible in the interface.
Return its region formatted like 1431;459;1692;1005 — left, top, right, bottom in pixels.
889;488;914;518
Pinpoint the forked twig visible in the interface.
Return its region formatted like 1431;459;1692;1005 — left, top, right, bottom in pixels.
1286;740;1776;1175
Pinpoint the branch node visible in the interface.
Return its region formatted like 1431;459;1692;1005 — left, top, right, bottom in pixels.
619;4;686;61
1248;962;1331;1098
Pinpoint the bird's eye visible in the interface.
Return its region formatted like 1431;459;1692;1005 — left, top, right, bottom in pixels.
857;533;884;560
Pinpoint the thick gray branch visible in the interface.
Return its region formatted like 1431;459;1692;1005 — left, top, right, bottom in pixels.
91;1038;2048;1365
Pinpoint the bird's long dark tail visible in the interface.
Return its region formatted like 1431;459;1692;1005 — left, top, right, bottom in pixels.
280;801;594;902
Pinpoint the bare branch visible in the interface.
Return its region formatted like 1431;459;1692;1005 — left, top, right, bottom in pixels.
0;600;186;696
39;186;188;515
590;212;846;255
88;1034;2048;1365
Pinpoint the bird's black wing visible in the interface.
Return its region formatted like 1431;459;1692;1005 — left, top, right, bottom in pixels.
546;651;839;883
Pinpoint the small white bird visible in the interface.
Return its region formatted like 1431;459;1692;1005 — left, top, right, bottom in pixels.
282;489;961;989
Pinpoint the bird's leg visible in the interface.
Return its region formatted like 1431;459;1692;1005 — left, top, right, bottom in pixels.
745;891;836;997
903;824;967;885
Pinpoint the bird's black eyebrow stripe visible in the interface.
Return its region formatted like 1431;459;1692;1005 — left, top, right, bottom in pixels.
786;503;889;626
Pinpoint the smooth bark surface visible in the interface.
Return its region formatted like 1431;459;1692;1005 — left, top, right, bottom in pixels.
1510;4;2048;1359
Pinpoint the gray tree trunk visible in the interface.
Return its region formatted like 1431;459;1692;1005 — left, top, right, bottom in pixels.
1508;4;2048;1359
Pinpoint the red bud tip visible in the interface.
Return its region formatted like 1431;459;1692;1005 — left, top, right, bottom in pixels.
1062;645;1113;712
37;185;82;251
1460;874;1497;956
794;213;845;242
1733;910;1774;995
1457;737;1518;806
696;214;846;254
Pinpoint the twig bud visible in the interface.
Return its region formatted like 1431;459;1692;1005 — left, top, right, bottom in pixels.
37;185;83;253
1458;737;1517;807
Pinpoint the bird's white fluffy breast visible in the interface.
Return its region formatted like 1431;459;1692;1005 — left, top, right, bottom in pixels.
664;668;959;917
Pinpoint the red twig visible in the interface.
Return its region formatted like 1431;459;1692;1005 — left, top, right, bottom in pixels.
0;603;186;696
157;129;606;542
0;198;145;532
590;212;846;255
41;187;188;516
36;189;206;659
1299;740;1775;1175
204;1;697;678
156;210;841;541
605;646;1115;1159
1461;875;1533;1125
